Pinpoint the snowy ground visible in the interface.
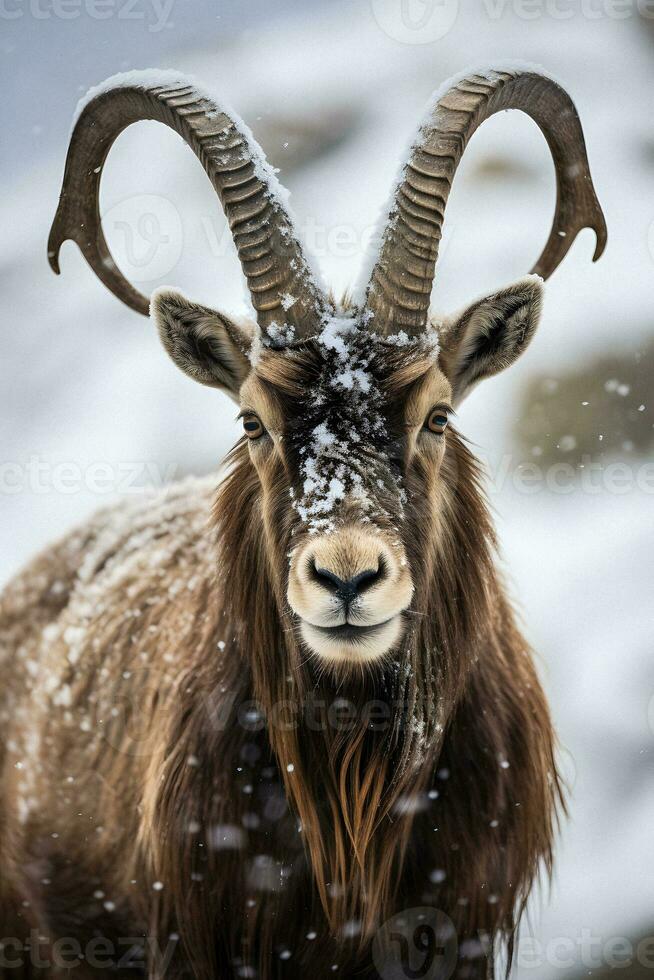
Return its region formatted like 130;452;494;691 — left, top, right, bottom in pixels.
2;1;653;976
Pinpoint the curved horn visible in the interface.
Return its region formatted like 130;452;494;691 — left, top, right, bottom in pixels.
363;67;607;336
48;70;330;337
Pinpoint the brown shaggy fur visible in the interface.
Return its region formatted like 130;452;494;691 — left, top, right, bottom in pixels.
0;338;562;979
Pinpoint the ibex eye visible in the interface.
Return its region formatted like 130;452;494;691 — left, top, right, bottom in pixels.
241;414;265;440
426;408;449;435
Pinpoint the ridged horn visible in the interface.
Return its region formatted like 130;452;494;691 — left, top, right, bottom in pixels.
363;67;607;336
48;70;330;337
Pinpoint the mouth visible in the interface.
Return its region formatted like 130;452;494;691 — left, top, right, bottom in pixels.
297;615;404;664
306;619;394;642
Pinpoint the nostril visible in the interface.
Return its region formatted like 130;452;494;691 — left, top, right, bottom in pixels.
311;562;344;595
350;567;381;594
359;555;388;592
311;561;385;600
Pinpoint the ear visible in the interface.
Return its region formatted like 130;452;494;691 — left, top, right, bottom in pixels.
151;287;255;402
439;275;543;405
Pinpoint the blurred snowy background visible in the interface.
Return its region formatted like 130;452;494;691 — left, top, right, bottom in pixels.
2;0;653;976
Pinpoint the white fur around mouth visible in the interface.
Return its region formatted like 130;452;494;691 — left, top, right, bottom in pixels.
298;615;403;663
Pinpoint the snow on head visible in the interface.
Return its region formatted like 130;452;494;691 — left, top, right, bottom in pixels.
288;314;417;536
264;321;297;349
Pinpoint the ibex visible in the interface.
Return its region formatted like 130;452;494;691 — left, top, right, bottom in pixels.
0;66;606;979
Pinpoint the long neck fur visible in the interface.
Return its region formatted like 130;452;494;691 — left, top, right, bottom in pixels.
143;433;562;979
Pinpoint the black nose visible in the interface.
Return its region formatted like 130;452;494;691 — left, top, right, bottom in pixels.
312;562;384;602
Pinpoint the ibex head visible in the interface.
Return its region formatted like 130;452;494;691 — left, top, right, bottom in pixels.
49;67;606;670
